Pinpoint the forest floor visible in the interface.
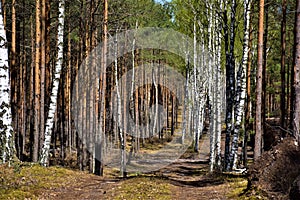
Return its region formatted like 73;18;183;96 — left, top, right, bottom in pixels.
45;159;248;200
0;149;251;200
2;119;296;199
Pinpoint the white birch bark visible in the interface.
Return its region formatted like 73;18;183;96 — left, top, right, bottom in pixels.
225;0;237;171
196;39;208;145
207;1;217;172
151;63;158;137
229;0;252;170
40;0;65;166
114;33;126;177
0;1;14;164
182;51;190;144
214;0;224;169
197;40;207;141
127;22;138;167
193;18;200;152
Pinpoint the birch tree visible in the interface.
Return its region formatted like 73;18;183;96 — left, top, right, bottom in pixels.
292;0;300;142
182;51;190;144
229;0;252;170
215;0;223;169
193;17;199;152
113;32;126;177
40;0;65;166
224;0;237;170
0;1;15;165
207;0;216;171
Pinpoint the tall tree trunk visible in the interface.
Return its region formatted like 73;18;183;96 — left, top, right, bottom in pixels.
11;0;17;157
215;0;223;169
33;0;41;162
280;0;287;136
40;0;46;157
208;1;216;171
128;23;138;164
262;1;269;141
292;0;300;142
95;0;108;176
254;0;264;161
244;5;253;167
20;0;27;159
29;13;35;161
114;33;126;177
229;0;252;170
182;52;189;144
40;0;65;166
224;0;236;170
193;18;199;153
0;1;15;165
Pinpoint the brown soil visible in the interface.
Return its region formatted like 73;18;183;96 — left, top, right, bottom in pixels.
247;136;300;199
160;160;238;200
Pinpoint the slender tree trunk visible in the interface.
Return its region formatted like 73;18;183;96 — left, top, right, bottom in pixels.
114;33;126;177
244;7;253;167
95;0;107;176
21;0;26;159
40;0;46;157
182;53;189;144
262;1;269;141
11;0;17;157
0;1;15;165
254;0;264;161
66;9;72;150
33;0;41;162
292;0;300;142
29;13;35;160
128;23;138;164
215;0;223;168
280;0;287;136
40;0;65;166
207;1;216;171
193;17;200;152
225;0;236;170
229;0;252;170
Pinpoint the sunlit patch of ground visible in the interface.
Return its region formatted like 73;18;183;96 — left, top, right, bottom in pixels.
0;160;252;200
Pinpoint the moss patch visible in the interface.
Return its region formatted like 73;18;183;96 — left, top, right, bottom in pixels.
113;176;172;200
226;178;248;199
0;162;84;199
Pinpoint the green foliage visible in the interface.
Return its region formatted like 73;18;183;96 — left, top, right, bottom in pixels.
109;0;173;29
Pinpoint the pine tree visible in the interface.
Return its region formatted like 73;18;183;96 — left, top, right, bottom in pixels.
254;0;265;160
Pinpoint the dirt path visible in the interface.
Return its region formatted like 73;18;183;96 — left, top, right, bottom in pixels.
160;160;239;200
40;159;246;200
